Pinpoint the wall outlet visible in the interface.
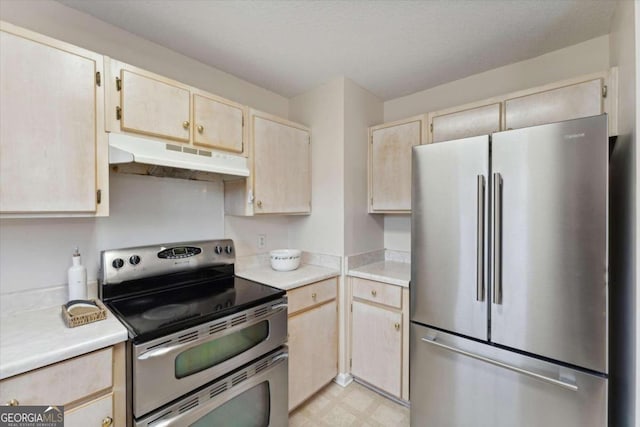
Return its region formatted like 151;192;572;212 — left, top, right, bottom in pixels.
257;234;266;249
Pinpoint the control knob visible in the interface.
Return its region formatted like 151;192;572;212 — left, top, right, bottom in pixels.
112;258;125;269
225;245;233;254
214;246;223;254
129;255;141;265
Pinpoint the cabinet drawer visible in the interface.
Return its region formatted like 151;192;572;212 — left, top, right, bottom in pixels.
288;278;337;315
0;347;113;406
65;393;113;427
352;277;402;309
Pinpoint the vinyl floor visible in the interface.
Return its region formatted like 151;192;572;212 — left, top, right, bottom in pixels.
289;381;410;427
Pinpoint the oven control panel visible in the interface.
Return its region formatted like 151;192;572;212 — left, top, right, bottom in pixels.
157;246;202;259
99;239;235;285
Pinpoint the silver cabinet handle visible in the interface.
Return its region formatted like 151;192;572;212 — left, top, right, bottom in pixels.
421;336;578;392
476;175;485;301
492;173;502;304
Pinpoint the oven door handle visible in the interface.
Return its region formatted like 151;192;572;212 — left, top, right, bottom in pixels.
137;341;193;360
271;303;288;310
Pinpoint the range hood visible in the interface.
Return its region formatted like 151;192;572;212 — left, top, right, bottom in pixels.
109;133;249;180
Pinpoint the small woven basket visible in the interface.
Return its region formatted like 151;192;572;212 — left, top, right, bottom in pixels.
61;299;107;328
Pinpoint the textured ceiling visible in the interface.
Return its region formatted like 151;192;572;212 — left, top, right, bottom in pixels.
58;0;616;100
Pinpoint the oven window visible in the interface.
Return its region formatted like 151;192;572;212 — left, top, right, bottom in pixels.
190;381;270;427
175;320;269;378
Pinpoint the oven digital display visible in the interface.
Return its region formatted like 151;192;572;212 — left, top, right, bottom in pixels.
157;246;202;259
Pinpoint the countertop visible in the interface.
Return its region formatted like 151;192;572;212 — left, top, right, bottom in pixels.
0;305;128;380
236;264;340;291
348;260;410;287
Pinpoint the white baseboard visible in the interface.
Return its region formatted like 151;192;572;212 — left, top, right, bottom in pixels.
334;373;353;387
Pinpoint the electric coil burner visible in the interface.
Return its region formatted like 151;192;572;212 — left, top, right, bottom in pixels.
99;239;288;427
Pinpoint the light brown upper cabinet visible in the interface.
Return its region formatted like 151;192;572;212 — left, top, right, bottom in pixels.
368;115;426;213
0;21;108;217
431;103;501;143
193;93;244;153
107;59;247;156
253;112;311;214
505;78;605;130
119;69;191;142
225;110;311;216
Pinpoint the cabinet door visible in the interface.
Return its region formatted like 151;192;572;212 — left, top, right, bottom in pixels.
351;301;402;397
120;69;191;142
193;94;244;154
65;393;113;427
370;119;422;212
253;115;310;214
288;300;337;410
0;28;101;213
505;79;603;130
431;103;501;143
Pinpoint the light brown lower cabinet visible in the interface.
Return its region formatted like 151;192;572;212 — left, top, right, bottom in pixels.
350;277;409;401
0;343;125;426
287;278;338;411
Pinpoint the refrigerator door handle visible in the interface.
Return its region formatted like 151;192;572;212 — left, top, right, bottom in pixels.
420;336;579;392
476;175;485;301
492;172;502;304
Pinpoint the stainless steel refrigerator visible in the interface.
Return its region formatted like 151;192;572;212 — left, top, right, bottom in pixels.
410;114;608;427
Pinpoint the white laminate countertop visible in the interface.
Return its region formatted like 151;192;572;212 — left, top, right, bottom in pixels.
236;264;340;291
348;260;411;287
0;305;128;380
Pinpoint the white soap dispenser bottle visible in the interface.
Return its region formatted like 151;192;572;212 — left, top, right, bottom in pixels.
68;247;87;301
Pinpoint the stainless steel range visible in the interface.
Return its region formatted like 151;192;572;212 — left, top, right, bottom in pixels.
99;239;288;427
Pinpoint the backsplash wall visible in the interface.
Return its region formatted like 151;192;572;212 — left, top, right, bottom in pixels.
0;172;225;295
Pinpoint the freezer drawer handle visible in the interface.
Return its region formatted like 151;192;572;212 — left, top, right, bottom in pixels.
420;336;578;392
491;173;503;304
476;175;485;301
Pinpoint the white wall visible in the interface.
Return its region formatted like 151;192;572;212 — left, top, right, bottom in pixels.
0;1;290;294
0;173;224;293
382;35;611;252
224;216;291;256
608;1;638;425
343;79;385;255
288;78;346;255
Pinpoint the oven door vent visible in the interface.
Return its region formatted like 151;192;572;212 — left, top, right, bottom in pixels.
254;306;269;318
255;358;270;374
209;382;228;399
230;313;247;327
231;371;248;386
178;397;199;414
177;330;199;344
208;320;227;335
